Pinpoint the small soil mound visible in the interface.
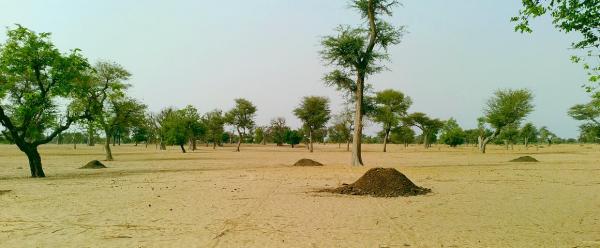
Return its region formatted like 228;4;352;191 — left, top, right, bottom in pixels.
293;159;323;167
80;160;107;169
0;190;11;195
510;156;539;162
324;167;430;197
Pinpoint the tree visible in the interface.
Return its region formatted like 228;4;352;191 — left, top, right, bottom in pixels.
321;0;405;166
0;25;92;177
268;117;288;146
439;118;466;148
498;124;520;150
478;89;534;153
284;129;303;148
578;123;600;143
293;96;331;153
84;61;146;160
404;112;444;149
225;98;257;152
254;126;266;145
519;122;538;148
513;0;599;90
371;89;411;152
203;109;225;149
539;126;557;146
390;125;415;147
158;107;200;153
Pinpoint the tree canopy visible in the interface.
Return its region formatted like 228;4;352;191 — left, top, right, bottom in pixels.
293;96;331;152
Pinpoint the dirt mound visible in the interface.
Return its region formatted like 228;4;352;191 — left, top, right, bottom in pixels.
0;190;11;195
510;156;539;162
80;160;107;169
293;159;323;167
324;167;430;197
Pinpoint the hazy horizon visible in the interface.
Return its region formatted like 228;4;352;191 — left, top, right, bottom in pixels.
0;0;590;138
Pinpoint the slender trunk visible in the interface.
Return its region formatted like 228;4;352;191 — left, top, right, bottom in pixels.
236;128;242;152
525;137;529;149
351;75;365;166
159;136;166;150
346;139;350;152
423;131;429;149
309;129;314;153
180;144;186;153
105;133;114;161
87;123;95;146
213;141;217;149
22;145;45;178
383;128;389;152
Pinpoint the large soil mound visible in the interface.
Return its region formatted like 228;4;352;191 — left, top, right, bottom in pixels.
510;156;539;162
293;159;323;167
324;167;430;197
80;160;107;169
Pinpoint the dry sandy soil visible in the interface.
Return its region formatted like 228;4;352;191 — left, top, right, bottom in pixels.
1;143;600;247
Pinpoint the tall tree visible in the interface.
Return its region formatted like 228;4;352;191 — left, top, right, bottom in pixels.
513;0;599;90
321;0;405;165
404;112;444;149
179;105;205;151
225;98;257;152
371;89;411;152
203;109;225;149
478;89;534;153
293;96;331;153
0;25;91;177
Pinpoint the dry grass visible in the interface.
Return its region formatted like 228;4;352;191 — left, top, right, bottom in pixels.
1;143;599;247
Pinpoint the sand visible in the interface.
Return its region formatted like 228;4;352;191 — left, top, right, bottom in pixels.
1;143;599;247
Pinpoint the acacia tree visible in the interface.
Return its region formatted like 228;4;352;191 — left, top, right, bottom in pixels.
293;96;331;153
404;112;444;149
519;122;538;148
268;117;288;146
179;105;205;151
390;125;415;147
478;89;534;153
203;109;225;149
0;26;91;177
513;0;599;90
439;118;466;148
284;129;303;148
321;0;404;165
539;126;557;146
372;89;411;152
225;98;257;152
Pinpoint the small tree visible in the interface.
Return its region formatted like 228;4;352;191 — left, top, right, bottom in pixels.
179;105;205;151
404;112;444;149
284;129;303;148
293;96;331;153
519;122;538;148
439;118;466;148
203;109;225;149
498;124;520;150
478;89;534;153
268;117;288;146
390;125;415;147
0;26;92;177
321;0;405;166
225;98;257;152
371;89;411;152
539;126;557;146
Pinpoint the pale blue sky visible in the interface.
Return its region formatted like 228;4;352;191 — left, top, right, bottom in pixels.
0;0;589;138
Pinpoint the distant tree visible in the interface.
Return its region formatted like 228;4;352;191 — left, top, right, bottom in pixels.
439;118;466;148
284;129;303;148
371;89;411;152
225;98;257;152
158;107;193;153
132;120;151;147
569;93;600;141
478;89;534;153
180;105;205;151
539;126;557;146
268;117;289;146
404;112;444;148
293;96;331;152
254;126;266;145
463;129;480;147
578;123;600;143
498;124;520;149
513;0;599;90
0;26;92;177
519;122;538;148
321;0;405;166
330;107;354;151
203;109;225;149
390;125;415;147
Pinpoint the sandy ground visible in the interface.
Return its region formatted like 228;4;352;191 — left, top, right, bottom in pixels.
1;143;600;247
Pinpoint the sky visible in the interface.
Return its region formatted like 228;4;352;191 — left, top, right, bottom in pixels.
0;0;590;138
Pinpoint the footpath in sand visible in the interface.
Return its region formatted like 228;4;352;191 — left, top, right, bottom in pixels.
0;144;600;247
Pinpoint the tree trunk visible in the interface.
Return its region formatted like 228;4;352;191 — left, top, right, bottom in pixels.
351;75;365;166
236;128;242;152
105;129;114;161
309;129;314;153
423;131;429;149
213;141;217;149
87;123;95;146
180;144;186;153
383;129;389;152
346;139;350;152
23;145;45;178
525;137;529;149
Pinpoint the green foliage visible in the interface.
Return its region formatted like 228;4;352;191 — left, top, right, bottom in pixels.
293;96;331;133
519;122;539;144
225;98;257;135
484;89;534;130
0;25;91;148
284;129;302;147
203;109;225;146
439;118;466;147
539;126;557;145
268;117;289;146
404;112;444;146
578;123;600;143
390;125;415;144
372;89;411;133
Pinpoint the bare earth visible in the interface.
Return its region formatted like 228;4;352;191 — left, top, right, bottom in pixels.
1;143;600;247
